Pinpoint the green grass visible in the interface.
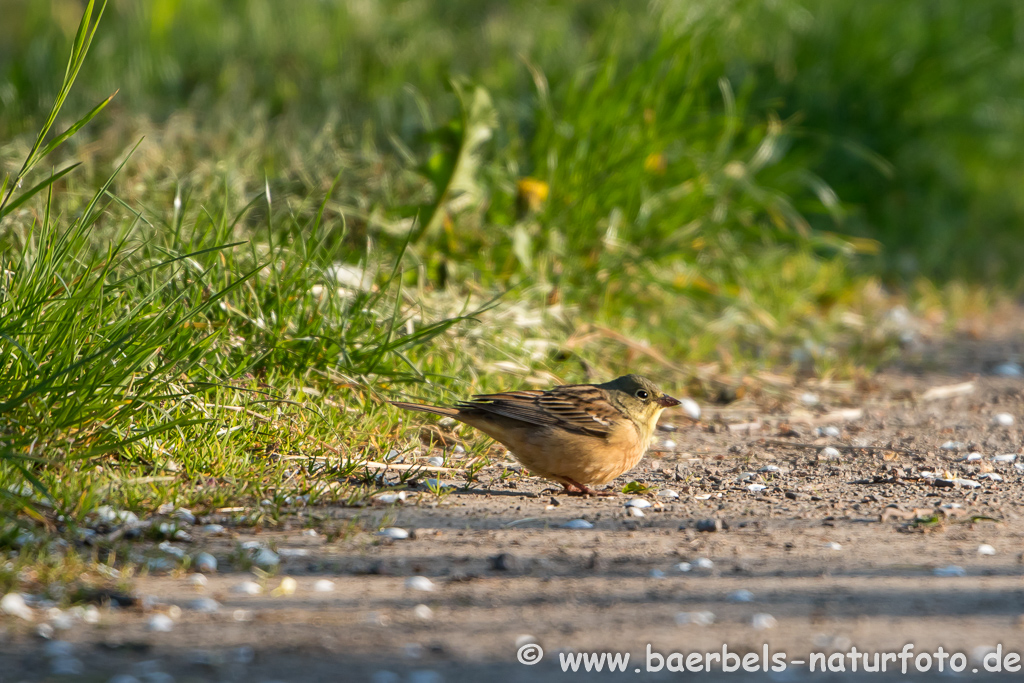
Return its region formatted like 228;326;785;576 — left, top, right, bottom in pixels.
0;0;1019;596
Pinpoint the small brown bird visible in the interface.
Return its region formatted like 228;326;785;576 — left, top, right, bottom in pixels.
390;374;681;495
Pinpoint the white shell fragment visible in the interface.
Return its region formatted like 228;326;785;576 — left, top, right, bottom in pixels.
625;498;652;508
233;581;263;595
314;579;335;593
147;614;174;632
377;527;410;540
405;576;436;592
657;489;680;500
992;413;1015;427
759;465;780;473
202;524;226;535
661;439;678;449
979;473;1003;481
824;542;842;551
195;553;217;573
189;573;208;588
694;557;714;569
675;611;715;626
728;589;754;602
992;453;1017;463
816;426;841;438
934;565;967;577
746;484;767;492
751;613;778;630
680;397;702;420
561;519;594;529
675;562;693;572
413;604;433;620
963;452;983;461
427;457;444;467
978;544;996;556
800;393;819;406
1;593;33;620
820;447;842;460
627;507;646;518
941;441;964;451
955;479;982;489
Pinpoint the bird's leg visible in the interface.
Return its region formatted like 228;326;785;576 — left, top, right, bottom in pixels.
561;477;616;497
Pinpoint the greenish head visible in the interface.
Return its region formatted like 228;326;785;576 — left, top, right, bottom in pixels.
600;374;681;434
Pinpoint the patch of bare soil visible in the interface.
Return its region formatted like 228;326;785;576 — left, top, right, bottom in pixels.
4;376;1024;681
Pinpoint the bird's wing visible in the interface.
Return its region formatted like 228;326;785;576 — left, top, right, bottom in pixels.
458;385;623;437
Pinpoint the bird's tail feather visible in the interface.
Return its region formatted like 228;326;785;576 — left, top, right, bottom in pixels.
389;401;460;417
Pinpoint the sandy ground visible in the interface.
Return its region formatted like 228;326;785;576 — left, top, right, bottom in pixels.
3;374;1024;681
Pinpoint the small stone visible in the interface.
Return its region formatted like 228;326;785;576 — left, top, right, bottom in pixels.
800;393;819;406
376;492;407;504
824;542;842;551
759;465;781;473
978;544;996;556
680;397;701;420
941;441;964;451
964;452;983;461
657;489;679;499
252;548;279;568
728;589;754;602
313;579;335;593
694;557;714;569
819;447;842;460
233;609;254;622
405;576;436;592
187;597;220;613
36;623;54;639
413;604;433;620
1;593;33;620
993;362;1023;378
51;656;84;675
993;413;1015;427
816;426;841;438
174;508;196;525
785;490;806;501
625;498;652;508
427;456;444;467
746;484;767;492
202;524;226;534
195;553;217;573
955;479;982;489
232;581;262;595
675;610;715;626
674;562;692;572
993;453;1017;463
278;548;310;558
934;565;967;577
649;569;666;578
662;439;678;449
274;577;298;596
979;473;1003;481
489;553;522;572
377;527;410;540
147;614;174;632
302;528;318;536
627;507;646;518
695;518;723;532
561;519;594;529
752;613;778;630
189;573;208;587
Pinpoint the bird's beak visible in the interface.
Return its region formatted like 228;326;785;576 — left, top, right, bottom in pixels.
656;394;681;408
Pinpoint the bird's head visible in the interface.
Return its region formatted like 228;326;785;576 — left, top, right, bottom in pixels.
601;374;681;435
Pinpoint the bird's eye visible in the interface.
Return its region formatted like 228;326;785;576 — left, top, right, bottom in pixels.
635;390;649;400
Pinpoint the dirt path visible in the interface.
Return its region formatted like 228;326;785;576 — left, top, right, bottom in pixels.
4;375;1024;681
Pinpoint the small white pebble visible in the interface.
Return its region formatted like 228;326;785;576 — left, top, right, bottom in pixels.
694;557;714;569
681;397;702;420
675;610;715;626
232;581;262;595
979;472;1003;481
202;524;226;534
941;441;963;451
978;544;996;556
993;413;1015;427
993;362;1024;377
278;548;310;558
405;576;435;592
746;484;767;492
377;527;409;540
252;548;280;568
625;498;652;508
759;465;780;473
232;609;254;622
799;392;819;406
752;613;778;630
820;447;842;460
675;562;692;572
385;449;401;461
313;579;335;593
728;589;754;602
376;492;407;504
51;611;74;630
964;452;983;461
147;614;174;632
649;569;665;578
413;604;433;620
993;453;1017;463
561;519;594;529
661;439;678;450
627;507;646;518
302;528;318;536
657;489;679;499
427;456;444;467
403;643;424;659
189;573;208;588
275;577;298;595
515;634;537;647
817;426;841;438
934;565;967;577
955;479;982;489
187;597;220;613
82;605;99;624
453;445;466;454
195;553;217;573
824;542;842;551
1;592;33;620
167;605;182;619
37;623;54;639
